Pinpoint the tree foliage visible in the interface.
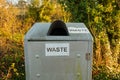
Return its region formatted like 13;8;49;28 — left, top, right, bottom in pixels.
0;0;25;79
26;0;71;22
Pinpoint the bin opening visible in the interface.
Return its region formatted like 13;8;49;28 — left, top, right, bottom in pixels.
47;20;69;36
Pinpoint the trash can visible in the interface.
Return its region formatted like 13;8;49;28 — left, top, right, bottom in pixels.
24;20;93;80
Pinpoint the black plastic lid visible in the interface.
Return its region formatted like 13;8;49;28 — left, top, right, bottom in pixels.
47;20;69;36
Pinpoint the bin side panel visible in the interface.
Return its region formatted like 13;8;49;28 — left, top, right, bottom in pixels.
26;41;90;80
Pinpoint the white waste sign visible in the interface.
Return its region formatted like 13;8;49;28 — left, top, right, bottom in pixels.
45;43;69;56
68;27;89;33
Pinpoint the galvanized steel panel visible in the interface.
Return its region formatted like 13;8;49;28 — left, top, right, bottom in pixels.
24;22;93;80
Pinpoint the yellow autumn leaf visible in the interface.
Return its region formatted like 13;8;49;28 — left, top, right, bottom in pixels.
11;63;15;68
94;16;99;23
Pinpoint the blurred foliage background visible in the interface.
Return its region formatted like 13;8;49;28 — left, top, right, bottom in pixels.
0;0;120;80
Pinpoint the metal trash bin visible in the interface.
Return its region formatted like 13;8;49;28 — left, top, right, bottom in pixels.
24;20;93;80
